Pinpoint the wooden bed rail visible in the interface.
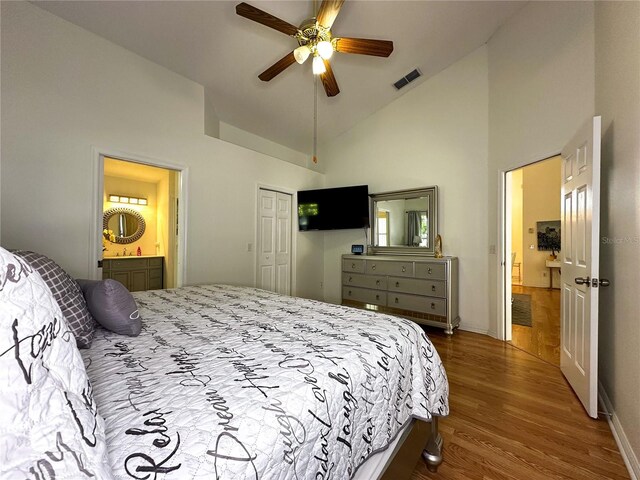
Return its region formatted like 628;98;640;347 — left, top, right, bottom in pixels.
379;417;443;479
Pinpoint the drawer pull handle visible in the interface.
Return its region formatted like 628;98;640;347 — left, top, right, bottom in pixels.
395;281;400;288
428;268;432;274
401;266;406;272
372;264;376;270
376;294;380;300
431;302;436;309
376;280;380;285
394;297;399;304
351;263;356;269
431;285;436;292
348;290;352;296
349;276;353;282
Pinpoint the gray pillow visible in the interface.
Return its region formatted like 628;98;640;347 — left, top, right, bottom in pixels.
76;279;141;336
12;250;96;348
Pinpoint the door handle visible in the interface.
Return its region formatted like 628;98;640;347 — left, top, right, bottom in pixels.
575;277;590;286
592;278;610;288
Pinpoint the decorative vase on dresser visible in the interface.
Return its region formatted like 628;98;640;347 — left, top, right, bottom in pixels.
341;254;460;334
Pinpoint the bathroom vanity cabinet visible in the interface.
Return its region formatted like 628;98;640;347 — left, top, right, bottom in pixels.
102;256;164;292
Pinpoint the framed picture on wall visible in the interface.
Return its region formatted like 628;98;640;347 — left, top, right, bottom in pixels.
537;220;561;251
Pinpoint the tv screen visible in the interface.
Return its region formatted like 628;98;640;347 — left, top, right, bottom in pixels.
298;185;370;231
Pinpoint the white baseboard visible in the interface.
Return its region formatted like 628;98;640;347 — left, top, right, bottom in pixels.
458;325;490;336
598;382;640;480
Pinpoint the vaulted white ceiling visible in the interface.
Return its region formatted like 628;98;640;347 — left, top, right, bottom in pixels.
34;1;524;155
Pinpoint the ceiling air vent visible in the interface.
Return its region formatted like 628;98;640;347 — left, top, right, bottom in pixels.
393;68;422;90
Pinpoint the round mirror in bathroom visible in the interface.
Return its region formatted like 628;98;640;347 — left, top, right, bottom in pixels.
103;207;146;244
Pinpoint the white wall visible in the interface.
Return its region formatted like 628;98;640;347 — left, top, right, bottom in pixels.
487;1;595;336
595;1;640;475
219;122;310;170
0;2;325;300
321;46;490;334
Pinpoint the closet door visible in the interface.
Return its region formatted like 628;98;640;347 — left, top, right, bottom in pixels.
275;193;291;295
258;189;291;295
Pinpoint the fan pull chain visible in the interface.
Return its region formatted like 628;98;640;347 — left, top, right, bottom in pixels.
312;75;318;164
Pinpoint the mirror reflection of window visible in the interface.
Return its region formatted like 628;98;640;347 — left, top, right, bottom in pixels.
377;211;390;246
420;212;428;247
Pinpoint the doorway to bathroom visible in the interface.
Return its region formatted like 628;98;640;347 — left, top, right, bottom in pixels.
505;155;562;365
92;150;187;291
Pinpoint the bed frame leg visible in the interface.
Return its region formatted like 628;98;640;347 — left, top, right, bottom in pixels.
422;416;443;472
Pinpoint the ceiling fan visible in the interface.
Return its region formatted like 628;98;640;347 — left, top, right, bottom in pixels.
236;0;394;97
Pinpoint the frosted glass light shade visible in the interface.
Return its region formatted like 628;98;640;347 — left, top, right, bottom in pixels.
312;55;326;75
317;41;333;60
294;45;311;64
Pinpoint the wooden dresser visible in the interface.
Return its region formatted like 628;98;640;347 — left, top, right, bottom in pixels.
341;254;460;334
102;256;164;292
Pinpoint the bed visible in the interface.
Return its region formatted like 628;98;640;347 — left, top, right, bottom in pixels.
0;248;448;479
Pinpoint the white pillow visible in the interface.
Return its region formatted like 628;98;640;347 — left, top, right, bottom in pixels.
0;247;113;479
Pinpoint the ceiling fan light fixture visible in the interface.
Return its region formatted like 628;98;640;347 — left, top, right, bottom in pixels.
316;40;333;60
294;45;311;64
312;54;326;75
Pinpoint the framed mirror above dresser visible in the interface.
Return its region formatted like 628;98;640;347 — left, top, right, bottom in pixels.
369;186;437;256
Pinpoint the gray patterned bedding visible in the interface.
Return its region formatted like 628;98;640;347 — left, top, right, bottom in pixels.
82;284;449;479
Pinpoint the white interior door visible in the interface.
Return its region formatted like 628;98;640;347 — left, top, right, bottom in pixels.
275;193;292;295
560;116;604;418
257;189;291;295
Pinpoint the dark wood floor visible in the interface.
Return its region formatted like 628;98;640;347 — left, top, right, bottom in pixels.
510;285;561;365
410;329;629;480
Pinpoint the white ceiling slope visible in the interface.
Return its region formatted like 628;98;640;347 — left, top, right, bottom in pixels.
34;1;524;155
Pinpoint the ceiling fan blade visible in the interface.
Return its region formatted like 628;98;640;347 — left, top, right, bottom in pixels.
320;60;340;97
335;37;394;57
316;0;345;29
258;52;297;81
236;2;299;36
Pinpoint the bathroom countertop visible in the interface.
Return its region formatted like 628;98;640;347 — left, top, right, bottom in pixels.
103;254;163;259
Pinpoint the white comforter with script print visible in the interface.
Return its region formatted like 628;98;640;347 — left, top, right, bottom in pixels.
82;285;448;480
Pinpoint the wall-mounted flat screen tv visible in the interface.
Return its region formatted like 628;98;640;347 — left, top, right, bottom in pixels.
298;185;370;231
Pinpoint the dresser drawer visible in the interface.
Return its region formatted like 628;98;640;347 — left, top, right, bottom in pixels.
342;286;386;306
388;277;446;298
106;258;148;269
365;260;414;277
149;257;163;267
148;277;163;290
149;267;163;280
342;273;387;290
388;293;447;316
415;263;446;280
342;258;365;273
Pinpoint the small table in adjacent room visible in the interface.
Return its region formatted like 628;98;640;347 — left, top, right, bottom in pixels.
545;259;561;289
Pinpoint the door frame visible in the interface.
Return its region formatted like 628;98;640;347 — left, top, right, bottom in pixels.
497;150;560;341
255;183;297;296
91;147;189;286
